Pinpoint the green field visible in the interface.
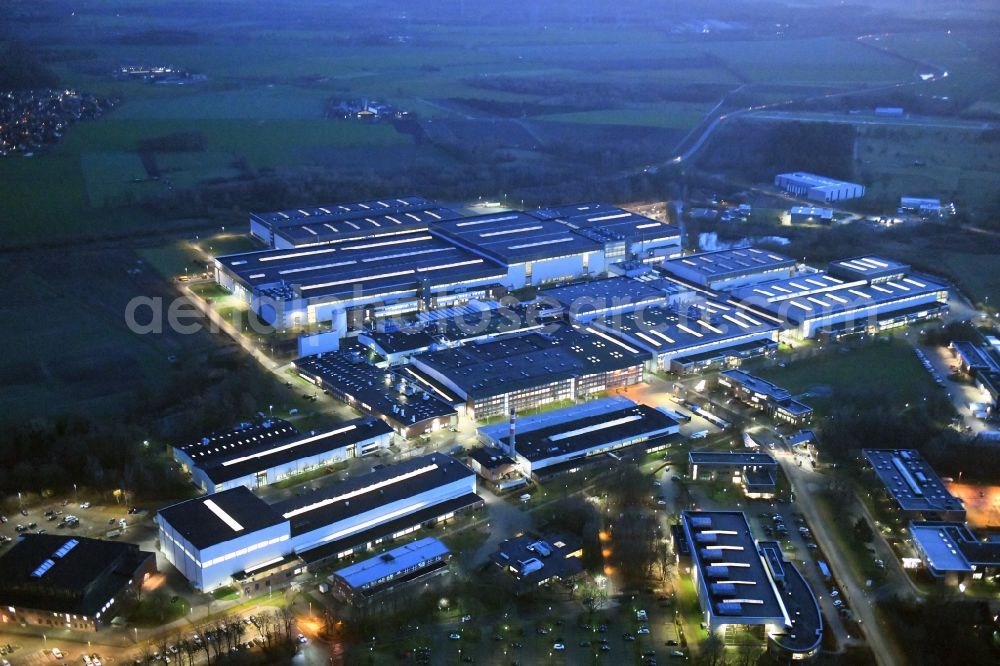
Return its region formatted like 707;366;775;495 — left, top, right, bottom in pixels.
537;105;711;129
0;0;942;245
756;339;937;412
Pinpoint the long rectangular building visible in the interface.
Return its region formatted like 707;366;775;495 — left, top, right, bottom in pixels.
156;454;481;591
717;370;813;426
430;211;606;288
729;269;948;339
250;196;444;247
172;418;393;493
410;324;647;420
488;401;680;477
774;172;865;202
863;449;965;521
909;521;1000;585
588;300;781;374
659;248;797;290
532;202;682;263
329;537;451;604
215;230;508;327
678;512;822;660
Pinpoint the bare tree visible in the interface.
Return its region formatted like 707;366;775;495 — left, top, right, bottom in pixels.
279;606;295;642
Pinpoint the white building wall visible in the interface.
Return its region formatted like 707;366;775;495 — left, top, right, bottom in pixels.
797;292;944;337
289;474;476;553
156;517;291;591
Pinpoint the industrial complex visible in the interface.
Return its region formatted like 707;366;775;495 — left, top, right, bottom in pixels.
156;453;481;591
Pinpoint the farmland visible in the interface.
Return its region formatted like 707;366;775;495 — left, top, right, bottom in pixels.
0;0;941;246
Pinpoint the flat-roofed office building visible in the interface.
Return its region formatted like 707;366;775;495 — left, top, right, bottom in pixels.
329;537;451;604
677;511;822;661
863;449;966;522
717;370;813;426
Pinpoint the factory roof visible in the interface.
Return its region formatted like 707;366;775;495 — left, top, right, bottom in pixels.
215;231;506;302
157;487;286;550
192;419;393;486
296;493;482;563
863;449;965;515
294;352;459;427
273;206;462;247
478;396;639;443
532;202;680;245
682;511;787;625
0;535;154;616
272;453;475;538
537;277;668;318
497;403;678;463
412;324;647;399
591;300;780;357
431;211;602;264
333;537;450;591
730;270;947;323
776;172;863;191
689;451;778;467
827;256;910;281
660;248;795;283
251;196;433;229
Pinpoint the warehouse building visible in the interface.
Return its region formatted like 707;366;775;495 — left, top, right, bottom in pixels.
688;451;779;498
215;229;509;328
730;268;949;339
294;351;459;436
537;276;673;321
410;324;647;420
827;256;910;284
659;248;797;291
774;172;865;202
172;418;394;493
274;453;481;565
329;537;451;604
485;401;680;477
249;196;458;248
430;211;606;288
863;449;966;522
717;370;813;426
156;454;481;591
587;301;781;374
156;486;293;592
908;521;1000;586
789;206;833;225
532;202;682;263
677;511;822;660
0;535;156;632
